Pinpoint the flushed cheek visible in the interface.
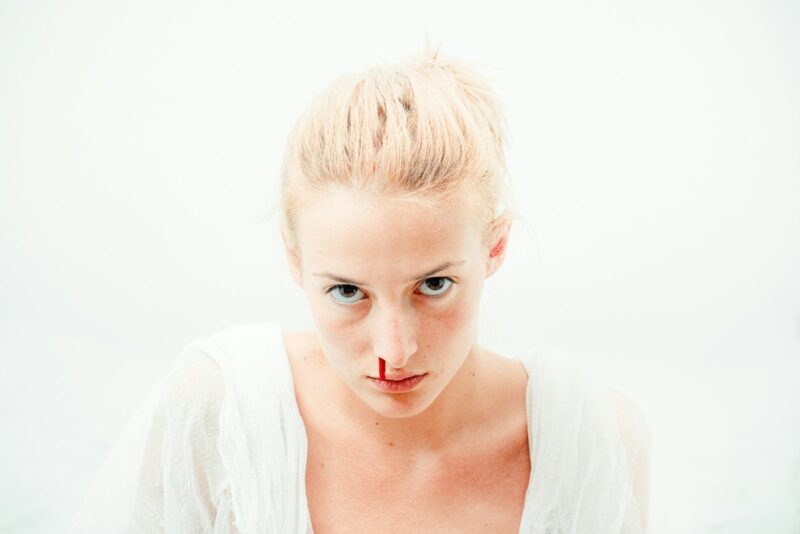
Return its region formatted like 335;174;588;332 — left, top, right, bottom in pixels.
427;292;480;334
434;302;472;329
424;306;481;366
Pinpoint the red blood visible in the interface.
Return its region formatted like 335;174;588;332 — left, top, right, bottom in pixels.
379;357;386;381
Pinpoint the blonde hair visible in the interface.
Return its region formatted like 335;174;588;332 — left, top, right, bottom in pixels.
278;48;514;250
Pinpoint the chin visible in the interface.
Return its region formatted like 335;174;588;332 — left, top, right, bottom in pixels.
363;390;436;419
370;399;430;419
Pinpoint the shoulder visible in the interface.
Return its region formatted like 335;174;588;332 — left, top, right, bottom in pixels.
505;349;651;530
201;322;281;361
161;322;305;439
161;351;225;411
158;322;282;415
169;321;287;383
146;352;228;449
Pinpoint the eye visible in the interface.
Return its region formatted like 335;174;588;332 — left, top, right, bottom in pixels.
417;277;454;297
328;284;365;304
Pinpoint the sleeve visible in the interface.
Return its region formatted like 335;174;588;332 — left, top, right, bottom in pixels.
68;349;237;534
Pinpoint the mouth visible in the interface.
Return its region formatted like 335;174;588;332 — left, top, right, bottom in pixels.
367;373;428;393
370;373;421;381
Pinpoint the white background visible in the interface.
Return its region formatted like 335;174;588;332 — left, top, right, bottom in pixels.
1;0;798;532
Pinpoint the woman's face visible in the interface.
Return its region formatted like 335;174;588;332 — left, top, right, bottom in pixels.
287;186;507;419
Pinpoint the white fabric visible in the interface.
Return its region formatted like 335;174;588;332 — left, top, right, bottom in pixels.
68;322;644;533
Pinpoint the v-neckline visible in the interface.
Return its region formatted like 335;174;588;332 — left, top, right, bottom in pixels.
274;324;538;534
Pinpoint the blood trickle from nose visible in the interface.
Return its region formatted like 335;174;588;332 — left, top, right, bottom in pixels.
379;357;386;381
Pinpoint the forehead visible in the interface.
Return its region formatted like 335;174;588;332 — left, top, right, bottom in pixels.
294;187;481;274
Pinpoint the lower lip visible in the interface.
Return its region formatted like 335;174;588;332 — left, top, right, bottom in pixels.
368;373;427;393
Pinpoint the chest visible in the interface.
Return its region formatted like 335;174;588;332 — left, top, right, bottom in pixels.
304;440;532;534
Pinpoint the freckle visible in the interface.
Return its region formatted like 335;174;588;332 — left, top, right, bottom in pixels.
471;371;475;377
388;442;394;447
375;421;380;426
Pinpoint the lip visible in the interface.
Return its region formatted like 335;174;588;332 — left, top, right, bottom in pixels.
367;373;427;393
379;373;418;381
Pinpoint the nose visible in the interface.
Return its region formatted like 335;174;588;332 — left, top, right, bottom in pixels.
372;305;418;370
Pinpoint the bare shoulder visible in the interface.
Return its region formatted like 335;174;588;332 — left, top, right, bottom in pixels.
480;347;529;385
609;389;651;531
476;347;530;439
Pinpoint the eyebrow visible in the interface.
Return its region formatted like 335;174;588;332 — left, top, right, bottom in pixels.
313;260;466;286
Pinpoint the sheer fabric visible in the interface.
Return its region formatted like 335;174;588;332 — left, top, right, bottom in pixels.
68;323;645;533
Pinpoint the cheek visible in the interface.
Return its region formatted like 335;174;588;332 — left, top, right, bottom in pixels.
425;286;482;338
305;293;366;357
427;302;470;332
308;293;360;333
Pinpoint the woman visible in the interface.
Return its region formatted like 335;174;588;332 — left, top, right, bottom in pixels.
70;49;650;533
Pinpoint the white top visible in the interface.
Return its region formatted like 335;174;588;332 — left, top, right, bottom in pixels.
68;322;645;533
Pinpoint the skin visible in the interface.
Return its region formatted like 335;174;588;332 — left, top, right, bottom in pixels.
287;184;510;454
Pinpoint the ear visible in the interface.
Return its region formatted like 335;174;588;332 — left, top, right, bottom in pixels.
281;226;303;287
485;211;512;279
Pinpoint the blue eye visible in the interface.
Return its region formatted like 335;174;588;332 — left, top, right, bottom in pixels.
417;277;453;297
328;277;454;305
329;284;365;304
